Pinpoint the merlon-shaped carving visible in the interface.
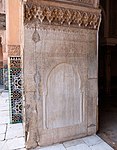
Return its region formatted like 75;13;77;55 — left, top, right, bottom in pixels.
24;3;101;30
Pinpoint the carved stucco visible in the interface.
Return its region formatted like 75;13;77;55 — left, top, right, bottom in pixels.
24;2;101;30
8;45;20;57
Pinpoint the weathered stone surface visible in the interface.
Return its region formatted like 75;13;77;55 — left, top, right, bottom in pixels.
87;35;98;78
86;79;98;134
46;63;82;129
24;27;98;148
24;1;100;149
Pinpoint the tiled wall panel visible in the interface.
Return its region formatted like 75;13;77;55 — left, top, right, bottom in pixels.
3;64;8;90
0;68;3;85
9;57;22;123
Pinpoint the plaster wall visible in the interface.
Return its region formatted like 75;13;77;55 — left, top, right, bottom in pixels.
6;0;22;46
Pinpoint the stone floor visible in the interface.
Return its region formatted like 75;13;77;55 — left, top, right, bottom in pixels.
99;96;117;149
0;91;115;150
32;135;114;150
0;91;25;150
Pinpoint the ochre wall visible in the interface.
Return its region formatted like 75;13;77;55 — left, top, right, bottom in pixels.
7;0;22;45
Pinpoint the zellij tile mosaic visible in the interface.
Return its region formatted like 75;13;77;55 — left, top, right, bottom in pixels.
9;57;22;123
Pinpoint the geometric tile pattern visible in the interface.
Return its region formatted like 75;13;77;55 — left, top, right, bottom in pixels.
3;64;8;90
0;68;3;85
9;57;22;123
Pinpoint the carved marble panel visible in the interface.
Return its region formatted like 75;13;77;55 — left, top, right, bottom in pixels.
46;63;82;129
24;25;99;148
24;0;100;147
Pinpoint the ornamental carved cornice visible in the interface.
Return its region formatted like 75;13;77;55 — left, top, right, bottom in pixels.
8;45;20;57
24;3;101;30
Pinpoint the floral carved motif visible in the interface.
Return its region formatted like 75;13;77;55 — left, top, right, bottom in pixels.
8;45;20;57
24;3;100;30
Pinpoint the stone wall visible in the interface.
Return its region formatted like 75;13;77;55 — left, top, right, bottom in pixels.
24;0;101;149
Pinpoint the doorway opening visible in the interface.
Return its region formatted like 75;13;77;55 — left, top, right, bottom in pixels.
98;1;117;149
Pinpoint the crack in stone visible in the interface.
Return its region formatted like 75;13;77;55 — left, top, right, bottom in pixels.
4;123;8;140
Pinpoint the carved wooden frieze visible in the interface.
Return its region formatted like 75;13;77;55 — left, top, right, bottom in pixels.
24;3;101;30
8;45;20;57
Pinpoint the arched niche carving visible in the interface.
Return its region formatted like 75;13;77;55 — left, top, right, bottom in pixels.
45;63;83;129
